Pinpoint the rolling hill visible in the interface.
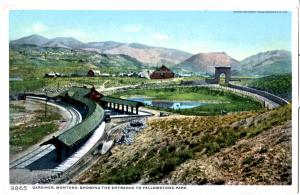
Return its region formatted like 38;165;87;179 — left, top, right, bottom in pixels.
42;37;85;49
101;43;192;66
10;34;49;46
232;50;291;76
175;52;239;74
9;45;145;79
174;50;291;76
10;34;193;66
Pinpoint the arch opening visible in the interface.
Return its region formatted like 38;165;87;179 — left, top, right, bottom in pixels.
218;73;226;85
215;67;231;84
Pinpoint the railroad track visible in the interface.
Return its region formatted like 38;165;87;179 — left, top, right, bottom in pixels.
60;104;82;131
9;145;56;169
9;98;82;169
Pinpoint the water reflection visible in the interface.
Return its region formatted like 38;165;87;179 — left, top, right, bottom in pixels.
128;97;206;109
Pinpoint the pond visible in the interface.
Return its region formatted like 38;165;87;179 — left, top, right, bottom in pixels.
127;97;207;109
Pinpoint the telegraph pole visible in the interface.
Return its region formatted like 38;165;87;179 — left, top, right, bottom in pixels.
45;90;48;118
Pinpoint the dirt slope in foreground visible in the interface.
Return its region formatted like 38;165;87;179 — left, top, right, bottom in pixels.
76;105;291;185
167;121;291;185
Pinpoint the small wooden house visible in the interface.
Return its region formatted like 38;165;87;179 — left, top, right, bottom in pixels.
149;65;175;79
87;69;101;77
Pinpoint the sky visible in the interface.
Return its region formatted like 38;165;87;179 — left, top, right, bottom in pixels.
9;10;291;60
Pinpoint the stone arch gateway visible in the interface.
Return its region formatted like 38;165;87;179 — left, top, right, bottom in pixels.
215;67;231;83
206;67;231;84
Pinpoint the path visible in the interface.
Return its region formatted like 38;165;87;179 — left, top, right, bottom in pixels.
206;84;281;109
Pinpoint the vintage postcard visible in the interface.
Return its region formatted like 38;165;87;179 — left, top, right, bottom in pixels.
1;0;299;194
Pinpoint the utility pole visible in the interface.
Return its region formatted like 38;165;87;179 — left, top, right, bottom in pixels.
23;90;26;124
45;90;48;118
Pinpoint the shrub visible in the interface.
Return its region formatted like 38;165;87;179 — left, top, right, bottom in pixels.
100;165;142;184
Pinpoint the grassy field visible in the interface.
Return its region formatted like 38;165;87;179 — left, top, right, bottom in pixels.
9;76;152;94
10;79;47;94
9;76;201;94
9;102;62;155
116;87;229;101
113;87;263;115
10;123;57;154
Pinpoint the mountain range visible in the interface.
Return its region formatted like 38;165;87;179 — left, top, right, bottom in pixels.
10;34;192;66
175;50;291;76
10;34;292;76
232;50;291;76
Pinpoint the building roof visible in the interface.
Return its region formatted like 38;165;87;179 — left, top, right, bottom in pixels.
42;87;142;147
155;65;173;72
88;69;101;74
57;87;104;146
215;66;231;69
60;87;91;100
57;98;104;146
101;96;144;107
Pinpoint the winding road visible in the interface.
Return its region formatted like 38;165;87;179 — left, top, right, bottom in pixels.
205;84;283;109
97;82;287;109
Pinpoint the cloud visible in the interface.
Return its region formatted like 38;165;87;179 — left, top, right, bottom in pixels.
121;24;143;33
151;32;169;41
62;29;88;41
31;22;48;33
17;22;48;37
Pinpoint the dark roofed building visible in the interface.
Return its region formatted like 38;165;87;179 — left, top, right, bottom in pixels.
41;87;105;162
149;65;175;79
87;69;101;77
40;86;144;162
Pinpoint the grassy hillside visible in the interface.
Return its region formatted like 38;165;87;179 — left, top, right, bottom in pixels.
9;46;144;80
76;104;291;184
238;74;292;101
234;60;291;76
